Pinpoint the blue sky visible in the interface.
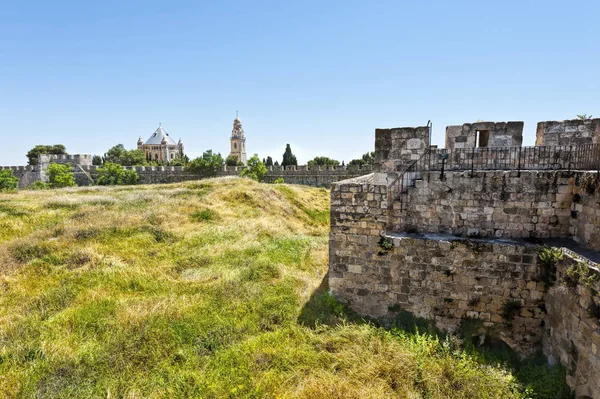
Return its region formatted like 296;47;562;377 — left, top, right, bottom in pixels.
1;0;598;165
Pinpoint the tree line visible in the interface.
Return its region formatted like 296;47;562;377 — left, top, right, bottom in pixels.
0;143;377;191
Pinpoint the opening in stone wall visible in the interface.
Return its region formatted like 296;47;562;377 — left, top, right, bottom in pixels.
476;130;489;147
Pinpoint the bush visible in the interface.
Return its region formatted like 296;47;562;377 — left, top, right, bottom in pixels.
26;181;51;190
307;156;340;167
225;155;244;167
97;162;139;185
240;155;267;182
26;144;67;165
537;246;563;285
185;150;224;176
274;178;285;184
104;144;146;166
0;169;19;192
48;163;77;188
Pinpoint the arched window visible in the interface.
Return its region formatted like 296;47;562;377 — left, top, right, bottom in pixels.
234;143;237;149
170;153;174;159
155;153;158;160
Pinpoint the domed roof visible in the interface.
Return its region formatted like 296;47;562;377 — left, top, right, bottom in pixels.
144;124;177;146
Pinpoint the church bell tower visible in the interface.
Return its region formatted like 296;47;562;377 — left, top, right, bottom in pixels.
230;111;247;165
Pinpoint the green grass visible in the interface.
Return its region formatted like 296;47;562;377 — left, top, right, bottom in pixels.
0;178;570;398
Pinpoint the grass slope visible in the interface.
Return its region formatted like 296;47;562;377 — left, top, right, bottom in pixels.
0;178;565;398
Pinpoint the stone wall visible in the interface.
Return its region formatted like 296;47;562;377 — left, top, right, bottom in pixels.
0;166;40;188
78;164;372;188
445;122;524;149
391;170;575;239
571;173;600;252
536;119;600;146
38;154;93;166
543;254;600;399
374;126;429;173
329;174;548;353
0;162;373;188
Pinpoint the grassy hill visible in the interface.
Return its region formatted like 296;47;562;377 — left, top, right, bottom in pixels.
0;178;569;398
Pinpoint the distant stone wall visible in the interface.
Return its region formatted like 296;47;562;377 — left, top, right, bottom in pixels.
78;164;373;188
536;119;600;146
392;170;575;239
0;166;40;189
544;255;600;399
445;122;523;149
38;154;93;166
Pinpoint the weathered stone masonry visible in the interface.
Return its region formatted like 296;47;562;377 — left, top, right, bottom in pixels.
330;118;600;397
0;161;373;189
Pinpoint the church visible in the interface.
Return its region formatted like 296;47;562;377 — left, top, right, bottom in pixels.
229;113;247;165
136;114;247;166
137;124;184;164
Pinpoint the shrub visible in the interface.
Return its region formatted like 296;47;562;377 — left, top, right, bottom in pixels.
274;178;285;184
240;155;267;182
537;246;563;285
97;162;139;185
379;237;394;251
307;156;340;167
26;144;67;165
47;163;77;188
225;155;244;167
26;181;51;190
564;261;598;289
0;169;19;192
185;150;224;176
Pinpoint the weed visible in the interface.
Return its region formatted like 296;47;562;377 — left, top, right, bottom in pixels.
190;208;217;222
537;246;563;285
378;236;394;252
563;261;598;289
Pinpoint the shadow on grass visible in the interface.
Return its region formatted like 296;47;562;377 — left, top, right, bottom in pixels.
298;273;574;399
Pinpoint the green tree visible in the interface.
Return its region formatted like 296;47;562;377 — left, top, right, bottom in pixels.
282;144;297;167
26;144;67;165
92;155;103;166
47;163;77;188
577;114;593;120
104;144;146;166
240;155;267;182
307;156;340;167
168;154;189;167
185;150;224;176
225;155;244;166
0;169;19;191
348;151;375;167
96;162;139;185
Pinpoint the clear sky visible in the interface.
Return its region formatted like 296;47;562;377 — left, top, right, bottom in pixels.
1;0;598;165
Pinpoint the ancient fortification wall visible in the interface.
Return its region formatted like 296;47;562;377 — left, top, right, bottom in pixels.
392;170;574;239
330;118;600;396
537;119;600;146
77;164;371;187
544;256;600;398
329;176;547;353
0;161;372;189
571;173;600;252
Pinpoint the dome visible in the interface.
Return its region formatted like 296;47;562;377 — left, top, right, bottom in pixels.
144;124;177;146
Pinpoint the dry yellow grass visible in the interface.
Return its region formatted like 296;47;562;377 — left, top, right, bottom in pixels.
0;178;547;398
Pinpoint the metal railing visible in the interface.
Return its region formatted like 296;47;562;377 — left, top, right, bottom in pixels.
386;143;600;215
430;143;600;173
387;150;431;212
